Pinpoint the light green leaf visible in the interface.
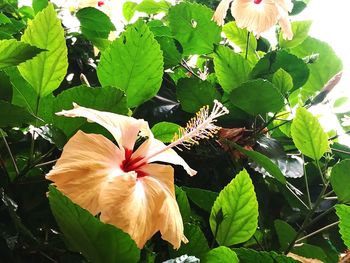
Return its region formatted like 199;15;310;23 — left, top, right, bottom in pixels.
291;107;329;160
230;79;284;116
53;86;128;137
234;248;299;263
290;37;342;103
232;143;286;184
330;160;350;203
0;13;11;25
97;19;163;108
0;100;35;127
272;68;293;94
202;246;239;263
48;186;140;263
168;2;221;56
0;39;43;69
76;7;115;39
213;46;251;93
182;186;218;213
336;204;350;248
151;121;180;143
279;20;312;49
169;224;209;258
274;219;297;251
210;169;258;246
136;0;171;14
176;78;221;113
123;1;138;21
223;21;257;54
18;4;68;97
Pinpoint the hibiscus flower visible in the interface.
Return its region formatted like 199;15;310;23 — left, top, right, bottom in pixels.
46;100;228;249
213;0;293;40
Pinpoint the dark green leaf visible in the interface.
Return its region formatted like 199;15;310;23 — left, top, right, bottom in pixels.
151;121;180;143
182;186;218;213
234;248;299;263
97;19;163;108
48;186;140;263
175;186;191;223
202;246;239;263
0;71;12;101
335;204;350;248
291;107;329;160
168;2;221;56
0;100;34;127
279;20;312;49
229;79;284;116
32;0;48;14
123;1;137;22
213;45;251;93
0;39;43;69
292;243;328;262
331;160;350;203
0;13;11;25
176;78;221;113
210;169;258;246
274;219;297;251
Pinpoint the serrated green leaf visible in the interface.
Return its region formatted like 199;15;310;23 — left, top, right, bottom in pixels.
136;0;171;14
291;243;328;262
168;2;221;56
291;107;329;160
279;20;312;49
76;7;115;39
176;78;221;113
213;45;251;93
18;4;68;97
0;100;35;127
53;86;128;137
210;169;258;246
202;246;239;263
274;219;297;251
0;39;43;69
169;224;209;259
123;1;137;22
48;186;140;263
97;19;163;108
234;248;299;263
223;21;257;54
182;186;218;213
151;121;180;143
330;160;350;204
336;204;350;248
272;68;293;94
229;79;284;116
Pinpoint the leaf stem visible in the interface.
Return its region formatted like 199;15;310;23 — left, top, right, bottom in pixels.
295;220;339;243
302;155;312;209
0;129;19;175
245;32;250;59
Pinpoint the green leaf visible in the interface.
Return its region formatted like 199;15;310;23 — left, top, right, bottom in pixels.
234;248;299;263
336;204;350;248
136;0;171;14
330;160;350;203
213;46;251;93
76;7;115;39
0;100;35;127
48;186;140;263
182;186;218;213
229;79;284;116
291;107;329;160
151;121;180;143
32;0;48;14
168;2;221;56
210;169;258;246
97;19;163;108
18;4;68;97
175;186;191;223
292;243;328;262
274;219;297;251
176;78;221;113
232;143;286;184
279;20;312;49
0;13;11;25
0;39;43;69
0;71;12;101
290;37;342;102
251;50;309;89
53;86;128;137
169;224;209;258
123;1;138;22
223;21;257;55
202;246;239;263
272;68;293;94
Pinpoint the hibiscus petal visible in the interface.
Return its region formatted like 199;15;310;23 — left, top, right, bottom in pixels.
57;103;150;151
46;131;123;215
99;169;167;248
277;8;293;40
212;0;233;26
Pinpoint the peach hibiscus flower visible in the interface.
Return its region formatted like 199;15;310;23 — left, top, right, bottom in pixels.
46;101;228;249
213;0;293;40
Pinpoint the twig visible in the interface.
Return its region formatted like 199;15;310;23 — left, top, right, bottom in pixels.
0;129;19;175
295;221;339;243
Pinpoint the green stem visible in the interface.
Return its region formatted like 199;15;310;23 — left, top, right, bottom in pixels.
302;155;312;209
29;95;40;163
1;129;19;175
245;32;250;59
295;221;339;243
316;159;326;185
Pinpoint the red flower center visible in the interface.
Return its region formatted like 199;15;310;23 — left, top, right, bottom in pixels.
254;0;263;4
97;1;104;7
120;148;147;178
